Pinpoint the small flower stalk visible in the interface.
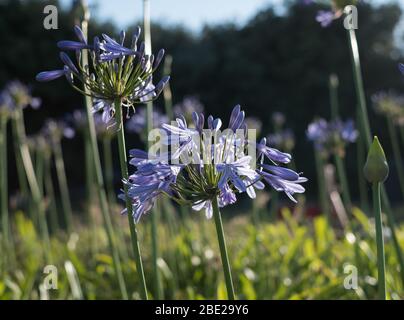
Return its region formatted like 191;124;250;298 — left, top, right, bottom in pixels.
364;136;388;300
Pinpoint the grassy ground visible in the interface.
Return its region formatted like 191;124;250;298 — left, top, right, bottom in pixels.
1;200;404;300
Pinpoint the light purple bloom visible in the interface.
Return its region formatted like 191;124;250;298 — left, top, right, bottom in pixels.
307;118;358;153
255;137;292;164
316;10;335;27
124;104;307;222
0;81;41;112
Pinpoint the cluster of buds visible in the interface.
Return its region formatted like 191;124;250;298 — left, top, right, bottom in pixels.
307;118;358;157
309;0;359;27
41;119;75;147
0;81;41;118
372;91;404;125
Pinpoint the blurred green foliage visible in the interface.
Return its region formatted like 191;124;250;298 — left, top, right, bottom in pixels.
1;204;404;299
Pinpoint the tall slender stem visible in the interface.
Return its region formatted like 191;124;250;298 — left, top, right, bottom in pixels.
328;74;352;213
84;128;95;222
334;154;352;211
53;141;73;232
357;122;369;213
347;28;404;285
372;182;386;299
314;150;330;219
329;74;339;120
143;0;162;299
0;117;9;243
163;55;174;121
103;137;115;206
386;117;404;199
44;153;59;233
13;110;51;261
115;99;148;300
102;136;130;262
212;196;235;300
11;115;31;221
79;11;128;299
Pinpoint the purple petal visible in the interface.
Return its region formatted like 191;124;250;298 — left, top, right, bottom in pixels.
36;70;66;82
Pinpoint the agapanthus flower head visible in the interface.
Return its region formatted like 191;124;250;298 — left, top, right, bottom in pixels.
36;26;170;123
68;109;88;132
92;112;116;139
173;96;205;124
307;118;357;157
124;105;307;222
245;117;263;136
372;91;404;124
268;129;295;153
41;118;75;146
126;107;169;136
306;0;358;27
27;133;52;157
272;112;286;128
0;81;41;117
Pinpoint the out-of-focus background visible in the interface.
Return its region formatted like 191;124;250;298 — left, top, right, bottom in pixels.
1;0;403;204
2;0;404;301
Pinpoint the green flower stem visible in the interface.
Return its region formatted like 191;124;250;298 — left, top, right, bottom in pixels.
329;74;339;120
347;27;404;285
314;150;330;220
212;196;235;300
269;190;278;221
53;140;73;232
11;115;31;221
84;129;95;222
328;73;352;212
144;0;162;299
13;110;51;261
114;99;148;300
163;55;174;121
372;182;386;299
102;136;130;262
334;154;352;211
357;124;369;213
44;153;59;233
151;201;163;298
386;117;404;199
79;16;128;299
346;28;372;146
35;149;45;207
103;137;115;206
0;116;9;243
81;15;97;222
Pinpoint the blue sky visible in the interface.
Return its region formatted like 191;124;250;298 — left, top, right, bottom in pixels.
60;0;401;32
60;0;278;31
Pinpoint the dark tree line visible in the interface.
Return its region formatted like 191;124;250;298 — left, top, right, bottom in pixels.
1;0;403;201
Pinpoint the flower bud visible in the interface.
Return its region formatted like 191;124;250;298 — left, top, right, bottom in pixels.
364;136;389;183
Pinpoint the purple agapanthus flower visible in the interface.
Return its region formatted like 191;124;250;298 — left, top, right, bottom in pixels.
268;129;295;152
0;81;41;115
36;26;170;125
173;96;205;123
316;10;335;27
41;118;75;146
124;105;307;222
307;118;358;156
